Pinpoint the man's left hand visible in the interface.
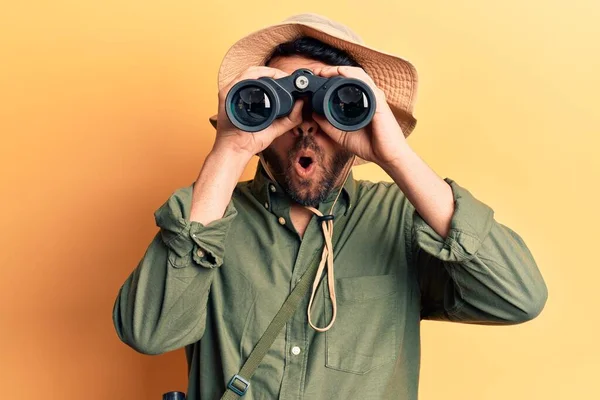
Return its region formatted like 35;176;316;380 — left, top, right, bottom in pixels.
312;66;407;168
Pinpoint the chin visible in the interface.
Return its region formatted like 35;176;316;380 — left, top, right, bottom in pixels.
284;177;321;207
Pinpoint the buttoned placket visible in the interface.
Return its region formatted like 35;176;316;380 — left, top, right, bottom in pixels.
266;182;294;235
279;217;324;399
264;177;325;399
254;169;353;399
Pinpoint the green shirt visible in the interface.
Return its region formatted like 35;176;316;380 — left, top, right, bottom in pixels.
113;163;547;400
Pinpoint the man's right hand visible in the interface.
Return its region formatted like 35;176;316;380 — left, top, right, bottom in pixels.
212;66;305;159
189;67;304;226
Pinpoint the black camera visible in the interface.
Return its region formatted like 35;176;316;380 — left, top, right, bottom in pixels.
225;68;376;132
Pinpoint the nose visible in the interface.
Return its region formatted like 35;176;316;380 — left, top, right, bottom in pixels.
293;101;319;137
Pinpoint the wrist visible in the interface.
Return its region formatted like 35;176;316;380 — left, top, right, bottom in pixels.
198;148;251;189
379;141;412;174
209;142;254;168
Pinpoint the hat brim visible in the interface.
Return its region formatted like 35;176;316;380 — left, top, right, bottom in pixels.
209;18;419;167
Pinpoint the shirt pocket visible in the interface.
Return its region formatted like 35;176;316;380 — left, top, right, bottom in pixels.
323;273;399;375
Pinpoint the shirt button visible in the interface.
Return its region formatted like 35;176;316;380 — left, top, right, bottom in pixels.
196;249;205;258
291;346;301;356
270;184;276;193
264;202;269;209
278;217;286;225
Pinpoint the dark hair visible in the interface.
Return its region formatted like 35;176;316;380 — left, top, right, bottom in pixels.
264;36;363;68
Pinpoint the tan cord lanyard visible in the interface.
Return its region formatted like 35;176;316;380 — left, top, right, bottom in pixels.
258;152;356;332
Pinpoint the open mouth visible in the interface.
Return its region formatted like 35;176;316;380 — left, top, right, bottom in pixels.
294;150;316;177
298;156;313;169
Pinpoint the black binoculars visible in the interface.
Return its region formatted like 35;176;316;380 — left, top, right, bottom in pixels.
225;68;376;133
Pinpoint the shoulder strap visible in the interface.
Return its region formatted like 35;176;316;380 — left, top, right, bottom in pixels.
221;213;351;399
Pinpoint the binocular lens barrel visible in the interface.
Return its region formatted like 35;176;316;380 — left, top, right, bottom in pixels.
328;85;371;126
230;86;273;126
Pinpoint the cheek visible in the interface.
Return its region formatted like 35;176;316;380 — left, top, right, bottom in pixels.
272;131;295;147
269;133;295;157
317;133;343;152
319;140;344;160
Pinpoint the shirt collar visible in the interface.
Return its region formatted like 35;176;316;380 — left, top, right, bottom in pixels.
249;161;357;216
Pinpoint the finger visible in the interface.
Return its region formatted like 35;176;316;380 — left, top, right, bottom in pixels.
313;65;342;78
315;65;381;97
268;99;305;138
315;65;369;80
220;66;289;101
312;112;346;145
237;66;290;82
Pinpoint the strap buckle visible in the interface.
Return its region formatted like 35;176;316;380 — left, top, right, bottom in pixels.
317;214;335;223
227;374;250;396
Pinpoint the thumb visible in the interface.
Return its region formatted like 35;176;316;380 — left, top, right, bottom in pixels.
268;99;305;139
312;113;347;145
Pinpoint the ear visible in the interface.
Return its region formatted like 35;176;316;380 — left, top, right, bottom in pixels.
209;114;218;129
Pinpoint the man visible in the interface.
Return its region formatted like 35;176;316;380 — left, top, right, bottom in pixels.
113;13;548;400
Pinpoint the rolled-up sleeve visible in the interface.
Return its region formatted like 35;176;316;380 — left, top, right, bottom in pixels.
411;178;548;324
154;182;237;269
113;182;237;355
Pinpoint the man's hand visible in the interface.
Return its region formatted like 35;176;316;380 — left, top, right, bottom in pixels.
213;66;305;159
311;66;407;169
314;66;456;239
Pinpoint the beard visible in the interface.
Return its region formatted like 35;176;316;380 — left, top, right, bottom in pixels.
262;135;353;208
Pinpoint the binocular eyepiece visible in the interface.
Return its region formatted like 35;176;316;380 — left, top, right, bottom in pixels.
225;68;376;132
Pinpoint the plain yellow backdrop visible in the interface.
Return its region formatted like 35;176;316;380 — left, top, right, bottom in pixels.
1;0;598;399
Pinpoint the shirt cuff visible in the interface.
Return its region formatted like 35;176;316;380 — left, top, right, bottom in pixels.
153;182;238;269
412;178;494;263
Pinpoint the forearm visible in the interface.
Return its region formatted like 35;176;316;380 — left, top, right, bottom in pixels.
381;142;455;238
417;217;548;323
406;167;548;323
114;147;244;354
190;145;252;225
113;233;216;354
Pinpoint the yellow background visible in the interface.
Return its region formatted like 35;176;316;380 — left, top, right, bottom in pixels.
1;0;598;398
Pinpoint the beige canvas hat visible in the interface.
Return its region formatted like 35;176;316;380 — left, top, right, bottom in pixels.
209;13;419;166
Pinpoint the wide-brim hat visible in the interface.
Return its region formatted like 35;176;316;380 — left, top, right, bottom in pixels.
209;13;419;166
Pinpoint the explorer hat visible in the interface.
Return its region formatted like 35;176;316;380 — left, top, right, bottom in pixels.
209;13;419;165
